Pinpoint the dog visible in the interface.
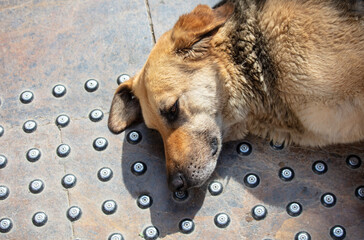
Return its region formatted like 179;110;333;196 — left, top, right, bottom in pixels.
108;0;364;192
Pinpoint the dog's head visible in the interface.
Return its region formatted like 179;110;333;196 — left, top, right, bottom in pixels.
108;4;234;192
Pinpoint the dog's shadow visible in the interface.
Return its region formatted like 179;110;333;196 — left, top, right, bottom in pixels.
120;123;364;237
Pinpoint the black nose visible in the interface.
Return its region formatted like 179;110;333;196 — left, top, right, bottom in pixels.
168;172;187;192
210;137;218;156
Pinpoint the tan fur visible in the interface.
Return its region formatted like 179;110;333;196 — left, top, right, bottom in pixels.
109;0;364;190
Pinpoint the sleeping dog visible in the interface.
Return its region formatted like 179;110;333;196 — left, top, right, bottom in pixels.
108;0;364;192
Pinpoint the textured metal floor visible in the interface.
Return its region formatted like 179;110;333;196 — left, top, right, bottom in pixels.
0;1;363;240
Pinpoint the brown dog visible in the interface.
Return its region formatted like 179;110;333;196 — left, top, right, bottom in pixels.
108;0;364;192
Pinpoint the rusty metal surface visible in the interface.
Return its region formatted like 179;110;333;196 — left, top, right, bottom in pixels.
0;1;364;240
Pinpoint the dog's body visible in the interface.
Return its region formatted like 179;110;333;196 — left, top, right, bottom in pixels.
109;0;364;191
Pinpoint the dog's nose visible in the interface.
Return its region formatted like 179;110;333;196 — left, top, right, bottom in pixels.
168;172;187;192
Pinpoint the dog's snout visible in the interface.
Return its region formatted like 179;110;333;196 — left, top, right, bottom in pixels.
168;172;187;192
210;137;218;156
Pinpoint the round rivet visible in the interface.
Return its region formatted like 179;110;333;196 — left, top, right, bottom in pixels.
252;205;267;220
93;137;108;151
52;84;67;98
32;212;48;227
131;162;147;176
286;202;302;217
179;218;194;234
117;74;130;85
67;206;82;221
355;186;364;200
0;125;4;137
312;161;327;175
57;144;70;158
295;231;311;240
56;115;70;128
214;213;230;228
208;181;223;196
102;200;117;215
89;109;104;122
143;226;159;240
127;131;142;144
20;91;34;104
137;194;153;209
0;185;9;200
270;140;284;150
0;155;7;169
244;173;260;188
62;174;77;189
279;167;294;181
23;120;37;133
237;142;252;156
29;179;44;194
84;79;99;92
108;233;124;240
330;225;346;240
98;167;113;182
173;190;188;201
0;218;12;233
26;148;41;162
346;155;361;169
321;193;336;208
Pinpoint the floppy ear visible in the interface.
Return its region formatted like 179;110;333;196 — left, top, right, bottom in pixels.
108;79;141;134
171;3;234;58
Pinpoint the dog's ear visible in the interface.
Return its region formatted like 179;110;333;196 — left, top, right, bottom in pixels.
171;3;234;58
108;79;141;134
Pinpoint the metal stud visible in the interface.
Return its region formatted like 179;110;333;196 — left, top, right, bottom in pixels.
0;185;9;200
0;218;13;233
23;120;37;133
0;155;7;169
208;181;223;196
330;225;346;240
32;212;48;227
89;109;104;122
286;202;303;217
57;144;71;158
295;231;311;240
62;174;77;189
279;167;295;181
355;186;364;200
137;194;153;209
84;79;99;92
237;142;252;156
56;114;70;128
312;161;327;175
131;162;147;176
108;233;124;240
102;200;117;215
127;131;142;144
143;226;159;240
321;193;336;208
214;213;230;228
270;140;284;150
346;155;361;169
117;74;130;85
93;137;108;151
252;205;267;220
244;173;260;188
29;179;44;194
173;190;189;201
52;84;67;98
67;206;82;222
0;125;4;137
179;218;194;234
26;148;41;162
97;167;113;182
20;90;34;104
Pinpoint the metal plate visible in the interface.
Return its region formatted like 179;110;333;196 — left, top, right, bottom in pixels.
1;1;363;240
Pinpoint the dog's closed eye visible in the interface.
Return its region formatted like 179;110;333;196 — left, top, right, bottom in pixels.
161;99;179;123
